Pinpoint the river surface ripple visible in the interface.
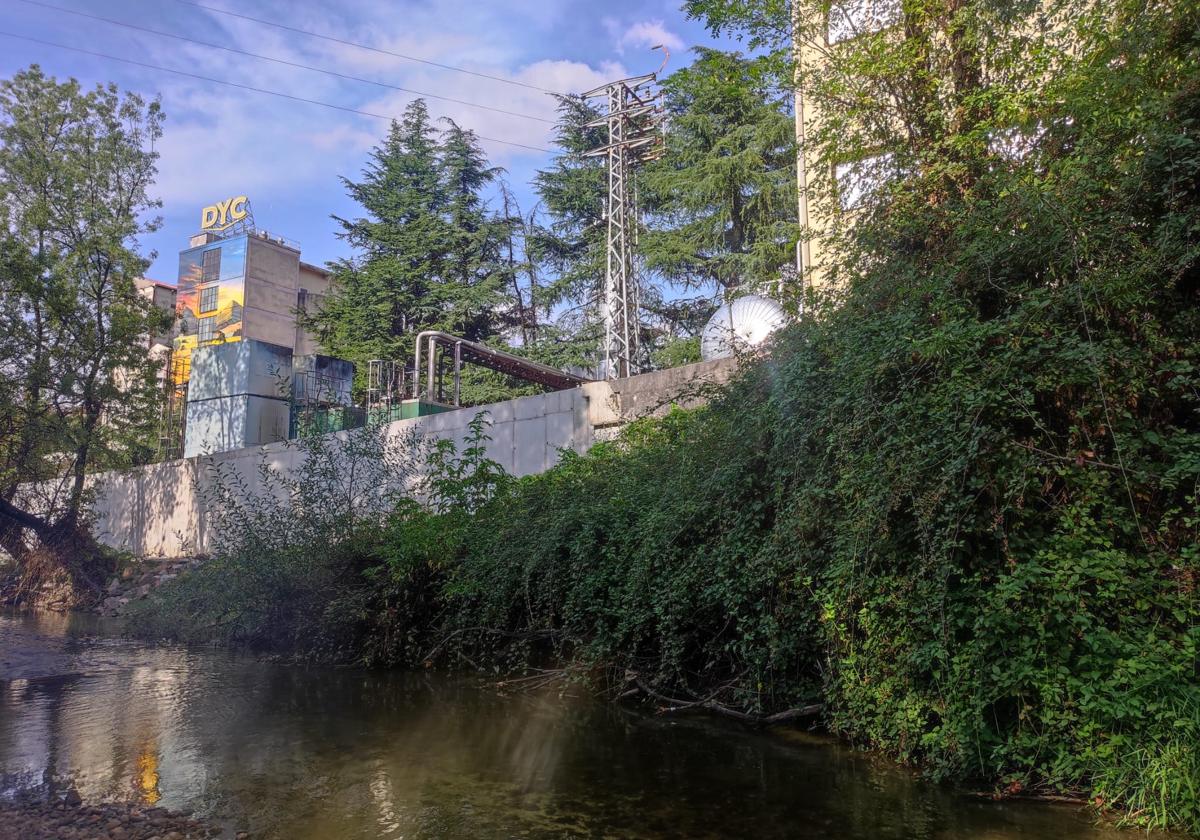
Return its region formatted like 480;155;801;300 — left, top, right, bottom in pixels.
0;609;1153;839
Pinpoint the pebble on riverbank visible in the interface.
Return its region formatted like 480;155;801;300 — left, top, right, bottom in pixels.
0;796;223;840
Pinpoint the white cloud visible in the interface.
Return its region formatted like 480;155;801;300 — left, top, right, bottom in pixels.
616;20;685;55
135;1;622;208
35;0;662;277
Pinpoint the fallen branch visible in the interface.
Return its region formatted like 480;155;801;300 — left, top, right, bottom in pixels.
963;789;1089;805
495;666;578;692
630;676;823;727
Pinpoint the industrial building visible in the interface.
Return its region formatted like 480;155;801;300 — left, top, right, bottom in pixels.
152;191;787;463
159;197;355;459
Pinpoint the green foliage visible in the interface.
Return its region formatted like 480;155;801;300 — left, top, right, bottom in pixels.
422;411;511;514
129;424;418;656
531;95;607;315
449;403;823;711
306;101;511;398
528;95;608;369
0;65;167;591
651;335;702;368
137;1;1200;831
643;48;798;294
132;411;505;661
374;0;1200;829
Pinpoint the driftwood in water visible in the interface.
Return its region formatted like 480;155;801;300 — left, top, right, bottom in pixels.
626;673;823;726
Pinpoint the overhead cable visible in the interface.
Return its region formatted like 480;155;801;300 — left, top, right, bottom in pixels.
172;0;565;95
0;31;554;153
14;0;556;124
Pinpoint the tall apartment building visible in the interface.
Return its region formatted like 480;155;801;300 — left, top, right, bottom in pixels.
794;0;1070;291
793;0;906;291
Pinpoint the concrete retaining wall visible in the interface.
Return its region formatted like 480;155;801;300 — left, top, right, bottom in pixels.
82;357;738;557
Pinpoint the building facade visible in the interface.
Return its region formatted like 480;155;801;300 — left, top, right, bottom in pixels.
160;198;350;459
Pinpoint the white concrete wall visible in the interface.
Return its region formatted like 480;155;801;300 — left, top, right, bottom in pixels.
77;358;738;558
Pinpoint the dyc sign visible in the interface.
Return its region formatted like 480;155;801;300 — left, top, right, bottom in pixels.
200;196;250;232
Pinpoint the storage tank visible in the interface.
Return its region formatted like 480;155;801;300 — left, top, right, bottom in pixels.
700;295;789;361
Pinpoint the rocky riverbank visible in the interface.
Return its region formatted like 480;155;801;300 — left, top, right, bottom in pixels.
0;794;226;839
93;557;201;618
0;557;201;615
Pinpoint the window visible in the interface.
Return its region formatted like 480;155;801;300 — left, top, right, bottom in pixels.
198;315;216;344
827;0;901;44
988;124;1046;162
199;284;219;314
835;152;896;211
201;247;221;284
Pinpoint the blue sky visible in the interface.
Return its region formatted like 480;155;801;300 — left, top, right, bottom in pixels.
2;0;739;282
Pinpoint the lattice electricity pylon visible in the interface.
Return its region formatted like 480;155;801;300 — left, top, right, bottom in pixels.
582;72;664;379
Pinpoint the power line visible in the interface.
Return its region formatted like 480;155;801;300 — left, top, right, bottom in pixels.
13;0;557;125
171;0;565;96
14;0;555;125
0;30;554;153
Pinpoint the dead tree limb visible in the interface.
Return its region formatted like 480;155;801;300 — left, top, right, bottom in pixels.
629;676;823;726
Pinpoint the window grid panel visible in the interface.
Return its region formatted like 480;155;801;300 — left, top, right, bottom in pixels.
199;285;219;314
201;248;221;284
198;315;216;344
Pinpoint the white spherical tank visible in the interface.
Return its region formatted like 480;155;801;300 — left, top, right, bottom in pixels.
700;294;789;361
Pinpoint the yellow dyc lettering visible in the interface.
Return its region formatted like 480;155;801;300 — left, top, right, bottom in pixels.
200;195;251;231
229;195;248;222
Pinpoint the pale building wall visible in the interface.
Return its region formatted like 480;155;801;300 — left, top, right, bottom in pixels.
796;1;905;292
241;235;303;350
795;0;1073;292
72;358;738;558
294;263;332;357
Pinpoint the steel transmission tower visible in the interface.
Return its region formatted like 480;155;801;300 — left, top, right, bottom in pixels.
582;72;664;379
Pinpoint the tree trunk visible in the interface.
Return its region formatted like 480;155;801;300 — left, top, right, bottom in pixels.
0;501;113;609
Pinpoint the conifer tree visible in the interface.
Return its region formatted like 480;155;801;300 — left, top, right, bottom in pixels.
438;120;508;340
528;95;608;366
312;101;449;373
643;48;798;296
310;101;516;387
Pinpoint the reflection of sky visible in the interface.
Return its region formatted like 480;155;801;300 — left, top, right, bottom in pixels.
175;235;248;344
0;612;1133;840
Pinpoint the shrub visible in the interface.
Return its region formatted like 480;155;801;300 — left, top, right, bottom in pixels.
129;423;418;658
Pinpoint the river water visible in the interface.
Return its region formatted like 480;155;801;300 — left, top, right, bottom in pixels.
0;610;1146;839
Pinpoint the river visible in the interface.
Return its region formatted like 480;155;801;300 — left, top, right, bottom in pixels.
0;609;1149;839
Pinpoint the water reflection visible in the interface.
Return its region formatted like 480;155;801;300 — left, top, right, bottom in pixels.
0;610;1151;839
